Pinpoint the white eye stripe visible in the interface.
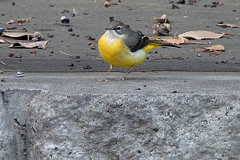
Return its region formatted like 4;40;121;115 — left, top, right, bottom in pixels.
115;26;122;30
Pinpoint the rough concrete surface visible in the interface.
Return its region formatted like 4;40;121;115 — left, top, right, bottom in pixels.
0;0;240;160
0;0;240;72
1;72;240;159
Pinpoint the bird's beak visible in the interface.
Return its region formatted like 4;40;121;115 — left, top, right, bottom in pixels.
105;27;113;30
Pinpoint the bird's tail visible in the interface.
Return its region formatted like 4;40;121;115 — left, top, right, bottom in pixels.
143;36;180;52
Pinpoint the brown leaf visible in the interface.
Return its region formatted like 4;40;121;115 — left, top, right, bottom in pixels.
161;37;188;44
204;44;225;51
9;41;49;49
6;17;31;24
178;30;225;40
154;14;170;23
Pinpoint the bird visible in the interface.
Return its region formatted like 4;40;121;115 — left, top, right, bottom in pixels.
98;17;179;81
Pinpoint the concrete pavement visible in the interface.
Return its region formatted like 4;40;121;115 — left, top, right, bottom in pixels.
1;71;240;95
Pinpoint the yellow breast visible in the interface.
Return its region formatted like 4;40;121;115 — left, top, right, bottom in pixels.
98;31;146;68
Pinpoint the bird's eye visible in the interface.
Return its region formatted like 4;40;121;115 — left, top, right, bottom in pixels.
115;26;121;30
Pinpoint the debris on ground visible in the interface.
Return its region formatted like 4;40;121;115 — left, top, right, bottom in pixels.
178;30;225;40
188;44;225;55
216;22;240;28
153;14;171;36
9;41;49;49
6;17;31;24
15;71;24;77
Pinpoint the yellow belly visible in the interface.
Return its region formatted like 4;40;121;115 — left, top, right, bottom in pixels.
98;34;146;68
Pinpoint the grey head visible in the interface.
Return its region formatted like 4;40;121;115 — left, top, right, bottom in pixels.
105;20;149;52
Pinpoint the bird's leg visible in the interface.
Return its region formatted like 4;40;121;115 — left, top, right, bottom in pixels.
117;66;133;80
99;64;114;81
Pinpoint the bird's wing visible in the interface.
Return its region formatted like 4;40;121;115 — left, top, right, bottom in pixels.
128;36;149;52
123;29;149;52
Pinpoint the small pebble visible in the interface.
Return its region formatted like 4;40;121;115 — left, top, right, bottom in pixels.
61;16;70;23
197;54;202;57
172;4;179;9
85;35;95;41
83;65;92;69
22;28;27;32
0;28;4;35
68;28;73;32
221;60;227;63
68;63;74;67
9;53;14;57
47;33;54;38
15;71;24;77
30;50;37;54
38;45;43;49
15;55;22;58
70;13;76;17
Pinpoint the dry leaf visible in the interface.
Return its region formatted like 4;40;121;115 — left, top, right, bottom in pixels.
154;14;170;23
216;23;240;28
6;17;31;24
0;38;12;43
189;44;225;55
0;39;7;43
9;41;49;49
2;31;33;40
178;30;225;40
161;37;188;44
2;31;43;41
204;44;225;51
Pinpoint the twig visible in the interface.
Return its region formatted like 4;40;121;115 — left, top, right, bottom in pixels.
0;61;6;66
230;62;240;66
59;50;75;59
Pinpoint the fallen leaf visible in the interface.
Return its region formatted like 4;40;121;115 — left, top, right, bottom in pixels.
161;37;188;44
216;23;240;28
178;30;225;40
9;41;49;49
0;38;12;43
204;44;225;51
0;39;6;43
6;17;31;24
2;31;43;41
2;31;33;40
154;14;170;23
161;37;208;45
189;44;225;55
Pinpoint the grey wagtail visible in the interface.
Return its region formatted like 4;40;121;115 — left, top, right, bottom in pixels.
98;17;179;81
